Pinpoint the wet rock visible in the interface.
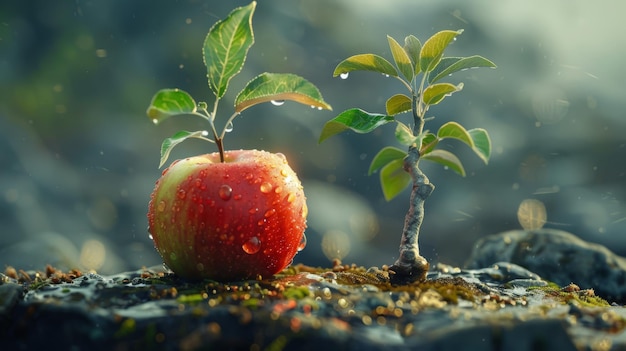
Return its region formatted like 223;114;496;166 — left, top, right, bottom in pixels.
1;261;623;351
465;229;626;303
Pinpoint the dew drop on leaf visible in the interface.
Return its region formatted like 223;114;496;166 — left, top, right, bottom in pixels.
339;72;349;79
297;233;307;252
270;100;285;106
260;182;273;193
225;122;234;133
242;237;261;254
218;185;233;200
152;119;159;125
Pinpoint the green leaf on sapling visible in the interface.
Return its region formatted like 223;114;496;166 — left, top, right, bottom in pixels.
369;146;407;175
421;149;466;176
147;89;197;123
159;130;211;168
422;82;463;105
380;158;411;201
437;121;474;148
386;94;412;115
203;2;256;98
395;122;419;146
388;36;414;81
235;73;331;112
429;56;496;84
419;29;463;73
419;132;438;155
333;54;398;78
319;108;395;143
468;128;491;164
403;35;422;74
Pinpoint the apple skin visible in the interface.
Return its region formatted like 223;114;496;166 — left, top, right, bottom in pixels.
147;149;307;281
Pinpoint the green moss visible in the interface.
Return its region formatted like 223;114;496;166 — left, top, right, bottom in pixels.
283;286;311;300
530;284;610;307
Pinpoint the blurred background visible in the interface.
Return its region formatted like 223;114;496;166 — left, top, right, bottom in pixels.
1;0;624;274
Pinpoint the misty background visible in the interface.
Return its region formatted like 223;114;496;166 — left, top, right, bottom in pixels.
1;0;625;274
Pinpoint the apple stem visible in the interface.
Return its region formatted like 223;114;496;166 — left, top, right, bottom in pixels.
216;137;226;163
389;92;433;285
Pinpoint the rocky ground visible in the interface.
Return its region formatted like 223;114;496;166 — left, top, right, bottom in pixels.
2;228;625;351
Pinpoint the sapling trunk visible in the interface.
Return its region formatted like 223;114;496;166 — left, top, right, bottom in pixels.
389;94;434;284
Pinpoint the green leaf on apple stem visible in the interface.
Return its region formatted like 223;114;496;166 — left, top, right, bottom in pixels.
388;35;414;81
468;128;491;164
421;149;466;176
369;146;407;175
420;30;463;73
318;108;395;143
403;35;422;74
147;89;197;123
333;54;398;78
386;93;412;116
234;73;332;112
429;56;497;84
159;130;210;168
380;158;411;201
422;82;463;105
203;1;256;98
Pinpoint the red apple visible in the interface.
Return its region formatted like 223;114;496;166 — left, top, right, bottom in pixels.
147;149;307;281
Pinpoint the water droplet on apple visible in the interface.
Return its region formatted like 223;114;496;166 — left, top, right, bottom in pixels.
257;219;266;226
249;207;259;214
264;208;276;218
219;185;232;200
225;121;234;132
270;100;285;106
148;234;154;241
260;182;273;193
287;192;296;203
274;186;282;194
302;203;308;218
339;72;349;79
194;178;203;188
242;237;261;254
198;204;204;214
297;234;307;251
157;200;166;212
177;189;186;199
245;173;254;181
233;194;242;200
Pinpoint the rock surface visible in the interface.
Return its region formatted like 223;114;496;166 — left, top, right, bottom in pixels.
2;231;626;350
466;229;626;303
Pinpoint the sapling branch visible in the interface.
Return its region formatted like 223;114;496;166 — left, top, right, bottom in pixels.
389;93;434;284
